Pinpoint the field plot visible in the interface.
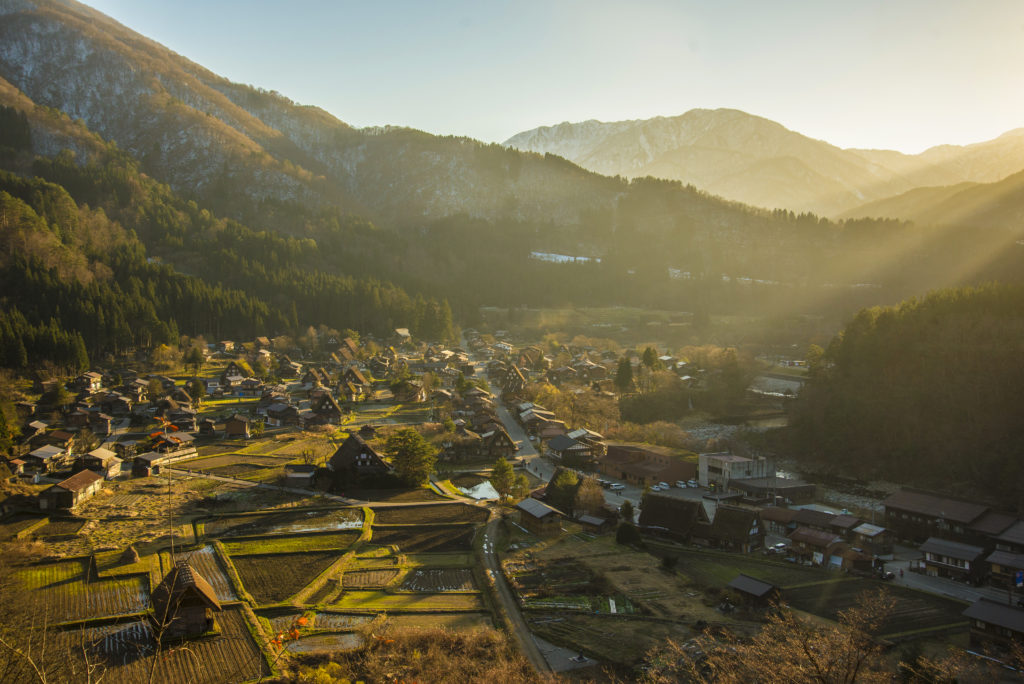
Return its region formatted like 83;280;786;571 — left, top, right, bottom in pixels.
221;531;359;555
401;568;476;592
0;514;47;540
343;569;400;589
369;525;475;553
169;545;237;601
402;553;476;568
188;454;292;470
287;633;362;653
35;519;86;539
529;613;692;666
645;543;828;589
350;488;448;503
372;504;488;525
783;580;969;638
14;560;148;622
203;508;362;538
263;611;371;632
387;613;493;631
58;605;268;683
331;590;483;612
231;551;340;604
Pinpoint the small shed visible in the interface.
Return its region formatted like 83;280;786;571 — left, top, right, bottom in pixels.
39;470;103;510
577;514;614;535
727;573;780;606
283;464;317;488
151;562;222;640
516;498;564;537
224;414;251;439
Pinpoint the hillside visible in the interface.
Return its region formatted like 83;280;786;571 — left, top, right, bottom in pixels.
0;0;1022;366
505;110;1024;217
789;285;1024;509
841;168;1024;231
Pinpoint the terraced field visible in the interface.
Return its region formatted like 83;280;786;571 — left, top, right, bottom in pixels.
342;569;400;589
14;560;149;622
369;525;475;553
401;568;476;592
203;508;362;538
372;504;489;525
221;531;359;555
331;590;483;613
783;580;969;638
231;551;341;604
57;605;268;683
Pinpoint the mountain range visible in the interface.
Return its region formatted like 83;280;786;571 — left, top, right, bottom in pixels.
0;0;1022;349
505;110;1024;218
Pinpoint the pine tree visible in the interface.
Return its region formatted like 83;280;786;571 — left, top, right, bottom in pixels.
615;356;634;392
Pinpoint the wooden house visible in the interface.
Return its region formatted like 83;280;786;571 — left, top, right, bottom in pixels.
151;562;222;640
917;537;986;583
82;447;123;479
24;444;66;473
516;498;564;537
727;574;780;607
963;598;1024;653
328;433;393;479
224;414;251;439
883;489;990;544
38;470;103;510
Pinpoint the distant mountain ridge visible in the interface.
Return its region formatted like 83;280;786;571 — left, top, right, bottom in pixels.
505;111;1024;216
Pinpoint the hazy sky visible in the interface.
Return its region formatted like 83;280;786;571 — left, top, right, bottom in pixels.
86;0;1024;153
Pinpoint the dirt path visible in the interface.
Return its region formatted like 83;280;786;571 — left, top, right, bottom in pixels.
479;517;551;674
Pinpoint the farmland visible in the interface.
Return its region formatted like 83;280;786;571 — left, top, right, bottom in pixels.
369;525;476;553
330;590;484;612
372;503;489;525
231;551;341;604
14;559;149;623
220;531;359;555
783;579;969;639
57;605;269;683
401;568;476;592
342;568;400;589
201;508;363;538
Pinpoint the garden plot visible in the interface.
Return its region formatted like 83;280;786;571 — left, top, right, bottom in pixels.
387;613;494;631
263;611;372;632
350;487;448;503
57;605;268;683
231;551;340;604
401;568;476;592
188;454;292;470
287;632;362;653
529;613;694;666
168;545;237;601
221;531;359;555
369;525;475;553
203;508;362;538
14;560;149;623
35;519;86;539
342;569;400;589
783;579;969;638
331;590;483;613
372;504;489;525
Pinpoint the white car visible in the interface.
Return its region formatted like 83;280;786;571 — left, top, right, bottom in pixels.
676;481;688;488
658;482;670;489
609;483;626;491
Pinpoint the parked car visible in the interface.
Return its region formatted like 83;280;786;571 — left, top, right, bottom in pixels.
687;479;699;487
609;483;625;491
676;481;688;488
650;485;663;491
658;482;669;489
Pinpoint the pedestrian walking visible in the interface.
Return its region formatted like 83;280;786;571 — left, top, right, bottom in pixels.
899;568;904;578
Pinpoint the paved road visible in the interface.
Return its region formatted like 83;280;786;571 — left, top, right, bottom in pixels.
480;518;551;674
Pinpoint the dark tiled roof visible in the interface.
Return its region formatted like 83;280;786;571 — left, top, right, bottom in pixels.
728;573;777;598
151;561;222;619
638;493;706;536
920;537;985;561
970;511;1018;536
883;490;988;525
986;550;1024;570
793;509;836;528
517;497;563;520
759;507;797;523
997;521;1024;547
830;514;862;530
963;598;1024;633
789;526;842;547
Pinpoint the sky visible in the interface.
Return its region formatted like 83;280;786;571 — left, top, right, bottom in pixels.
85;0;1024;154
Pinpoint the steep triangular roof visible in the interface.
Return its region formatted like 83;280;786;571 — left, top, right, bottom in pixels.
151;561;221;620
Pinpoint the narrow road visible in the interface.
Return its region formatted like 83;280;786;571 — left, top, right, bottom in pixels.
480;517;551;674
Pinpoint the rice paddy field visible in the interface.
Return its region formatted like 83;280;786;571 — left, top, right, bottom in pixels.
230;551;341;604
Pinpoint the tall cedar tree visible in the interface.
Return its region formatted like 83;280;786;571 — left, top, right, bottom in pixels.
615;356;634;392
385;428;438;487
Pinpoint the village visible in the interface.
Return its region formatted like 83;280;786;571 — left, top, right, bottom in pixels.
1;326;1022;680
